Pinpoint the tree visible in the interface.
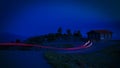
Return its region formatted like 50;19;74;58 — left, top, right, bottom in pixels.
77;30;82;38
56;27;63;39
47;33;56;42
15;39;20;43
57;27;62;34
73;31;77;37
66;29;72;36
66;29;72;40
73;30;82;41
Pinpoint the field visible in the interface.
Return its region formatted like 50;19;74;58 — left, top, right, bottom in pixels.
0;40;120;68
44;43;120;68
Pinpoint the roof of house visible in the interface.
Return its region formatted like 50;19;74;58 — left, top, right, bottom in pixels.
87;30;112;34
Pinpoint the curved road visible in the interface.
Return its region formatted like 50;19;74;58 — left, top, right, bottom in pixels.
0;41;92;68
0;40;93;51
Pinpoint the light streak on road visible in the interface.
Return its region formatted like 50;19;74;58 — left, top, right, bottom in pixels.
0;40;93;50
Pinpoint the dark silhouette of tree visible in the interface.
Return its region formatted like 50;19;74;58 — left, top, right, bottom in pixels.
73;30;82;41
66;29;72;36
57;27;62;34
77;30;82;38
73;30;82;37
25;36;45;44
56;27;63;40
15;39;20;43
66;29;72;40
47;33;56;42
24;27;84;44
73;31;77;36
11;41;14;43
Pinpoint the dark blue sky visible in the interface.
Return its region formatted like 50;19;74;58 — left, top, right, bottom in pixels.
0;0;120;39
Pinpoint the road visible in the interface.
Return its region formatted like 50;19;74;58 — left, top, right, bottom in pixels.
0;40;92;50
0;40;118;68
0;40;92;68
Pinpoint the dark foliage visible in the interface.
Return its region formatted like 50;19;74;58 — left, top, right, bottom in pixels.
15;39;21;43
24;28;83;44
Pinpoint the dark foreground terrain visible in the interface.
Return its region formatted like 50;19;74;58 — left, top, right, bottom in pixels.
0;40;120;68
44;42;120;68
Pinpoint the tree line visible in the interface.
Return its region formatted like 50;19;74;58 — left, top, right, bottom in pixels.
25;27;83;44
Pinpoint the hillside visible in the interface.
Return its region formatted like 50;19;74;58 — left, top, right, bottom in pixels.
44;41;120;68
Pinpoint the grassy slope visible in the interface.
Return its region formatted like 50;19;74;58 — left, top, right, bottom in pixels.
44;43;120;68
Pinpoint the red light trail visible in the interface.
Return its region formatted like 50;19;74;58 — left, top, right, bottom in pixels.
0;40;92;50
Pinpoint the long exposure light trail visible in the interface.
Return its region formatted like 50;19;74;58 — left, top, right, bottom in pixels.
0;40;92;50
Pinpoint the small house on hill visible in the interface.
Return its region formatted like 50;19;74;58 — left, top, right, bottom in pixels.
87;30;112;41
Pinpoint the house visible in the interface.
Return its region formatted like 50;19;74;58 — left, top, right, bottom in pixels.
87;30;112;41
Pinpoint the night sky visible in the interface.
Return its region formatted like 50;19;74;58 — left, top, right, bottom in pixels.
0;0;120;39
